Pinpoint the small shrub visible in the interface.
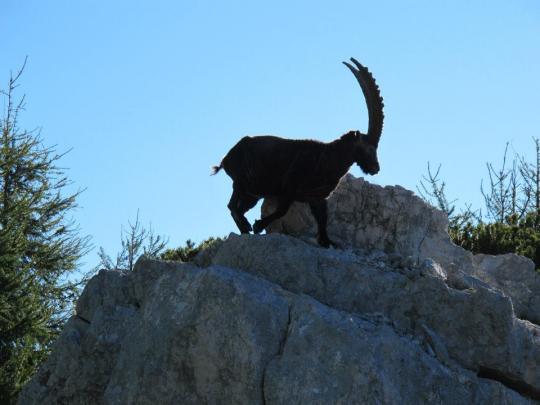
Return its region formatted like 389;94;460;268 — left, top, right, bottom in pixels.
451;212;540;270
160;237;224;262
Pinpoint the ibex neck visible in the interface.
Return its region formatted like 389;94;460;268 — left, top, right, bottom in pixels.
328;137;356;175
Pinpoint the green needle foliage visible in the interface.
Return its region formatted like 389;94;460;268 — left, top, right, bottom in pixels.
419;138;540;272
452;213;540;267
0;61;90;403
96;211;168;272
95;211;222;270
160;237;223;262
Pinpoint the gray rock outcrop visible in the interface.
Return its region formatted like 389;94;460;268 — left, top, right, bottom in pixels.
19;175;540;404
263;174;474;273
473;254;540;325
263;174;540;325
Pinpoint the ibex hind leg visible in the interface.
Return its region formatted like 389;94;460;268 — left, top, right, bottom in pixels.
228;188;258;233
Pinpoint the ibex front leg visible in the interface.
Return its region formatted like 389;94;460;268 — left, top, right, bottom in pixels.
309;199;337;248
253;197;292;234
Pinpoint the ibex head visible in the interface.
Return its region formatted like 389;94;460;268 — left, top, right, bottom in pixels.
342;58;385;176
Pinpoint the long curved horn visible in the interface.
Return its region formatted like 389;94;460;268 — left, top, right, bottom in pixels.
342;57;384;147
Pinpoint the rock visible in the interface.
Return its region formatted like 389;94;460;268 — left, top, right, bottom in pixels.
208;233;540;397
263;174;539;328
19;260;292;405
19;176;540;403
264;298;530;405
19;236;540;404
473;254;540;325
20;269;139;404
262;174;474;274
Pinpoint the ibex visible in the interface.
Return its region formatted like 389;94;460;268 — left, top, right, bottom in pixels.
212;58;384;247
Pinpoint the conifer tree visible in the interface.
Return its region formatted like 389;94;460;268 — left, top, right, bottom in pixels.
0;60;89;403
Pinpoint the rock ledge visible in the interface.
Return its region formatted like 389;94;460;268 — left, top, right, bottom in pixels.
19;176;540;404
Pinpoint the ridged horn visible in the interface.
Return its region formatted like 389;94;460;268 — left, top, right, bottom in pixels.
342;57;384;147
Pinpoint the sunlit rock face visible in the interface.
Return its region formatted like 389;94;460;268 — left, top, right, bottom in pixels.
19;176;540;404
263;174;474;272
472;253;540;325
263;174;540;326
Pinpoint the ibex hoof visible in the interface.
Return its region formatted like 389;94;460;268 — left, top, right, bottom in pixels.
253;220;265;234
318;236;339;249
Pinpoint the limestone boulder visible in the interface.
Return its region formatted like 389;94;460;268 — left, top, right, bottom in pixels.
262;174;474;273
473;254;540;325
18;236;540;404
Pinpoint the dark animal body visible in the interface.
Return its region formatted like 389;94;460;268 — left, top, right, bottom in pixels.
212;58;384;247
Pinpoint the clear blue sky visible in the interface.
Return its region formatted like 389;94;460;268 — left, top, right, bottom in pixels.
1;1;539;271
